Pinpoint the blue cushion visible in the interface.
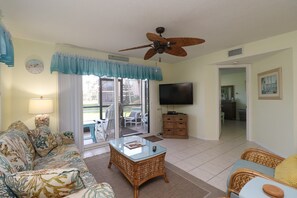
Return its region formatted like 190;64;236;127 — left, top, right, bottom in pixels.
226;159;275;191
230;192;239;198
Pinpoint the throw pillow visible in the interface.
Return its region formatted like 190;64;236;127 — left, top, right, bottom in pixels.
60;131;75;145
5;168;85;198
8;120;30;134
7;120;35;158
65;183;115;198
274;154;297;188
29;126;58;157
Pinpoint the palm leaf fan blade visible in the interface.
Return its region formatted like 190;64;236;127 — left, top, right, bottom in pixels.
144;48;157;60
167;37;205;47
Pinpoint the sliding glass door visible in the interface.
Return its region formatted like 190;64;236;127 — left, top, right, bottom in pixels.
82;76;149;148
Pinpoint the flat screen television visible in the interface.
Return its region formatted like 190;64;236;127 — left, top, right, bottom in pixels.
159;82;193;105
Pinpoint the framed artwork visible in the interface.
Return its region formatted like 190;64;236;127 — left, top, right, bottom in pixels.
258;67;282;100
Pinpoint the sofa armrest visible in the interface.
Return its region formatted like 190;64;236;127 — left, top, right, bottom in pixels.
55;131;75;145
227;168;288;197
66;183;115;198
241;148;284;168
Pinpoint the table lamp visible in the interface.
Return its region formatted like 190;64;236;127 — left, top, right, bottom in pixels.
29;96;53;128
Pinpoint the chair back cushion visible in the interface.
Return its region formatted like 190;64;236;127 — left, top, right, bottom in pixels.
227;159;275;190
275;154;297;188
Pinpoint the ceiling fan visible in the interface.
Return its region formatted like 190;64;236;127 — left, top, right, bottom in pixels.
119;27;205;60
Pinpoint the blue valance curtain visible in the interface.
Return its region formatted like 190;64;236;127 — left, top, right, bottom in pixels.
50;52;163;81
0;23;14;67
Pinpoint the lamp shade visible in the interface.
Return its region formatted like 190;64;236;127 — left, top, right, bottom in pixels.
29;97;53;114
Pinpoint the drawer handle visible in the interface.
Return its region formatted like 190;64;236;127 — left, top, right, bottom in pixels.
167;118;171;121
179;119;183;120
179;123;183;125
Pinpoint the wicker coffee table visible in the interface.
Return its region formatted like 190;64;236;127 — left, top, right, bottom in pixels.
108;136;168;198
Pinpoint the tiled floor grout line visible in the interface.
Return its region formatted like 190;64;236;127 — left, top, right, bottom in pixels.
181;139;248;174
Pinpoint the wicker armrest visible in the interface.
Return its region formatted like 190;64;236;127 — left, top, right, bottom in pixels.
227;168;279;197
241;148;284;168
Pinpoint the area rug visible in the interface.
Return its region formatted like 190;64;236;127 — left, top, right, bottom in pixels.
121;127;143;136
143;135;163;142
84;153;225;198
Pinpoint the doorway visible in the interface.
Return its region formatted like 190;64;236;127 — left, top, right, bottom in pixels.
219;66;250;139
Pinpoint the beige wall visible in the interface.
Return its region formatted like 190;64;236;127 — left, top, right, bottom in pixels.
0;38;57;130
251;49;294;156
172;30;297;156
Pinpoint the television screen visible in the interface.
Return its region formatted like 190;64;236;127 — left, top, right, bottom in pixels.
159;83;193;105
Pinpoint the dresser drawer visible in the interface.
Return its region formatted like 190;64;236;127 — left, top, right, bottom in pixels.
174;116;187;122
176;122;186;128
175;129;187;136
163;116;174;122
163;122;175;128
163;128;174;135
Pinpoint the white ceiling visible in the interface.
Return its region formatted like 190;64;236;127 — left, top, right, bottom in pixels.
1;0;297;63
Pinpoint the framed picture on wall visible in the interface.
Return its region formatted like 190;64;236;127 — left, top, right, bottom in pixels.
258;67;282;100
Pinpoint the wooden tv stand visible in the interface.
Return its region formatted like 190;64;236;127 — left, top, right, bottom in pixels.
162;114;188;139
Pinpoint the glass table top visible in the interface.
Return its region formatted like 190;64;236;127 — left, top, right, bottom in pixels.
109;136;166;162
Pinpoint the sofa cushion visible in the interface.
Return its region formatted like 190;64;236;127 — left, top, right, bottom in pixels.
0;155;17;198
34;144;89;174
5;168;85;198
29;126;58;157
0;130;34;171
65;183;115;198
0;154;17;174
8;120;35;159
275;154;297;188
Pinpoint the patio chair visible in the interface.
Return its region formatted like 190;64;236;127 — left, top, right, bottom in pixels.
141;113;148;129
124;110;141;127
226;148;297;197
95;104;115;141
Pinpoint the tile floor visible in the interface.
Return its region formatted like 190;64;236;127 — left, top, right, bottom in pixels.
83;120;263;191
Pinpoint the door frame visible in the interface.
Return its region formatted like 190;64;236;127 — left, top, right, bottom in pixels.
217;64;252;141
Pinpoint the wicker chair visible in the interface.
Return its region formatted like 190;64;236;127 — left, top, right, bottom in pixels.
226;148;293;197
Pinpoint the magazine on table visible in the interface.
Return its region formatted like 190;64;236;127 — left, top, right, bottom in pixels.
124;140;145;149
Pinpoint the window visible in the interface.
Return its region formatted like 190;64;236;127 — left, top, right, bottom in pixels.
82;75;99;122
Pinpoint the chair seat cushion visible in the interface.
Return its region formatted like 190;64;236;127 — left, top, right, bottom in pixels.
275;154;297;188
34;144;89;174
227;159;275;189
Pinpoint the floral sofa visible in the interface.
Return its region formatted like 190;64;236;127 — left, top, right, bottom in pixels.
0;121;115;198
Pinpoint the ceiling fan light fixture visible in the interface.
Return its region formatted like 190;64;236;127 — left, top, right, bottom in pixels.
157;48;165;54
